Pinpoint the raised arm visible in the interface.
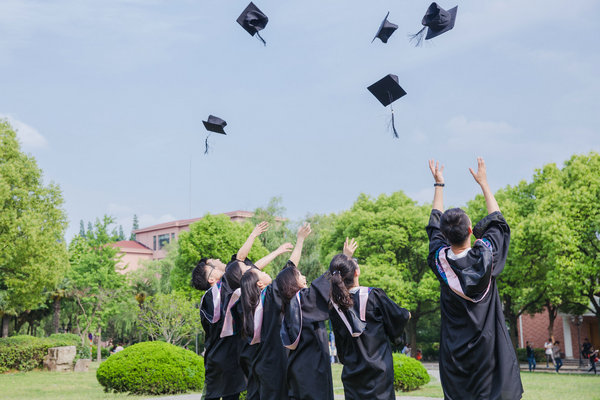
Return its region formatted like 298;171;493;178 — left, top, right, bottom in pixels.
289;223;311;267
254;242;293;270
469;157;500;215
342;237;357;258
428;159;444;212
236;221;269;262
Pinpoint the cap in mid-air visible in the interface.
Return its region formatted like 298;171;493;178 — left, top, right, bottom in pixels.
202;115;227;154
410;2;458;47
237;2;269;46
372;12;398;44
367;74;407;138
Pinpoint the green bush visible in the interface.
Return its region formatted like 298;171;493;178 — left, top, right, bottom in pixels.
516;347;546;363
91;345;111;360
393;353;431;391
96;341;204;395
0;334;84;373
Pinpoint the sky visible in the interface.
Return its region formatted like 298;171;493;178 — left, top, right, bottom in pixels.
1;0;599;241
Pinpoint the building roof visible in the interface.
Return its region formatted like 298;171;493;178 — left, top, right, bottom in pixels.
132;210;257;234
110;240;153;254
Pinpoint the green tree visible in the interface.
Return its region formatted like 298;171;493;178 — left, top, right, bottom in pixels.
171;214;268;299
79;220;86;237
0;120;69;337
320;192;439;350
130;214;139;240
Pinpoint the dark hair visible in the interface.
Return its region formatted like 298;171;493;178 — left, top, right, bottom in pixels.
328;254;357;311
440;208;471;245
224;260;244;290
275;263;303;311
240;269;261;339
191;258;210;290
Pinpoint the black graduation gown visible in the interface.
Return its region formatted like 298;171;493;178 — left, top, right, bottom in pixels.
426;210;523;400
231;300;260;400
200;278;247;398
252;280;288;400
280;272;333;400
329;287;410;400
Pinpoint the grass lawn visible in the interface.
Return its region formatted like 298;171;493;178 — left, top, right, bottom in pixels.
2;362;600;399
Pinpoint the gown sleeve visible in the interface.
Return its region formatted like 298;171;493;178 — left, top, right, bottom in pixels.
371;288;410;345
426;209;449;280
299;271;331;322
472;211;510;277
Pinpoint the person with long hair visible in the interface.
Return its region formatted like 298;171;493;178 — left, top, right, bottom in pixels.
426;158;523;400
277;223;336;400
192;221;286;400
328;243;411;400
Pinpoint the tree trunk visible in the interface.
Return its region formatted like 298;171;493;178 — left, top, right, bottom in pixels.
2;314;10;337
97;327;102;362
503;294;519;350
52;297;61;334
407;315;419;356
546;302;558;340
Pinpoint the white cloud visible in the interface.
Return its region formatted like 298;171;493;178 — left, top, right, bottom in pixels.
0;114;48;148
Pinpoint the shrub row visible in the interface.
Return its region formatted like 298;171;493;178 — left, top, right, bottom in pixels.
96;341;204;395
515;347;547;363
0;333;83;373
393;353;431;391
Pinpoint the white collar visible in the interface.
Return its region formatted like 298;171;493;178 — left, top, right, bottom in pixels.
447;247;471;260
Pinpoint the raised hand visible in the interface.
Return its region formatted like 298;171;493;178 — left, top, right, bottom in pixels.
428;159;444;184
297;223;312;241
277;242;294;254
251;221;270;237
343;237;358;257
469;157;488;186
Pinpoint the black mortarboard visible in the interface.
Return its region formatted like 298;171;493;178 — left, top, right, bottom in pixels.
237;2;269;46
367;74;407;138
202;115;227;154
372;12;398;44
409;2;458;46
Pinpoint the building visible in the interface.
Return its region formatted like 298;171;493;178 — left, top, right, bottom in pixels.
110;210;256;272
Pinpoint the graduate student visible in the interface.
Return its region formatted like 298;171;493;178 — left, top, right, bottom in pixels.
239;223;311;399
426;158;523;400
277;224;334;400
328;241;411;400
191;221;279;400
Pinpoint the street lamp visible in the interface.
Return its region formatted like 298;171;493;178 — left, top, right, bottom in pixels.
570;315;584;368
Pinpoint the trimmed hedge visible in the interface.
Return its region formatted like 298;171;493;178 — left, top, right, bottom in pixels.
393;353;431;391
96;341;204;395
91;345;110;360
0;334;83;373
516;347;547;363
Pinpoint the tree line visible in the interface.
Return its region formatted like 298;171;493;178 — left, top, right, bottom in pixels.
1;120;599;353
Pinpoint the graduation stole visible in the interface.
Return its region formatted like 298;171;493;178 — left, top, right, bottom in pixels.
331;287;371;337
281;291;302;350
435;239;492;303
249;288;267;345
200;281;222;323
220;288;242;338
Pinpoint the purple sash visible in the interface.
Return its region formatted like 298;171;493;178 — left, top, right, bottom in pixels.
200;281;221;323
331;286;370;337
436;241;492;303
220;288;241;338
281;291;302;350
250;288;267;345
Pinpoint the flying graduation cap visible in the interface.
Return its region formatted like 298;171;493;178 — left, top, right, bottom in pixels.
367;74;407;138
237;2;269;46
202;115;227;154
409;2;458;47
372;12;398;43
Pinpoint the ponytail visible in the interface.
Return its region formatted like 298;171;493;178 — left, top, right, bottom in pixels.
329;254;357;311
240;269;261;339
275;263;303;313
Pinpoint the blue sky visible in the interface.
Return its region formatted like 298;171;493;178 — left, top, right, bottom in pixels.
1;0;599;241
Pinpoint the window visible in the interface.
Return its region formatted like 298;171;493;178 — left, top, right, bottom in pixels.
153;236;156;251
158;234;170;249
171;233;175;240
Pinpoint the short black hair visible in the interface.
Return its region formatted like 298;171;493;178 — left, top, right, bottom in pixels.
440;208;471;245
191;258;211;291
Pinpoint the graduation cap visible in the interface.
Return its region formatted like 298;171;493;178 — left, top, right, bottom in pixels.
237;2;269;46
367;74;407;138
409;2;458;47
372;12;398;44
202;115;227;154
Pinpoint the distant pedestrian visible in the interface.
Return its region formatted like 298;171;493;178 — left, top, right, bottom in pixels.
544;338;554;368
402;344;411;357
582;338;592;362
553;341;563;373
588;349;598;375
416;349;423;361
526;341;536;372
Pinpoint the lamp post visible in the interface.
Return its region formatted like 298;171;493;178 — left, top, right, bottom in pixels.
571;315;584;368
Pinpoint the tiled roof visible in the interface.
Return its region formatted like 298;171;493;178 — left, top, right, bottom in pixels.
110;240;153;253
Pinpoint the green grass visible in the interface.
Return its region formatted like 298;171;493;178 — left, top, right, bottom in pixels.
2;362;600;399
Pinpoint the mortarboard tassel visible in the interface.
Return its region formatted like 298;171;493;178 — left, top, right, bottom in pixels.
408;27;426;47
204;134;210;155
256;32;267;46
390;106;399;139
